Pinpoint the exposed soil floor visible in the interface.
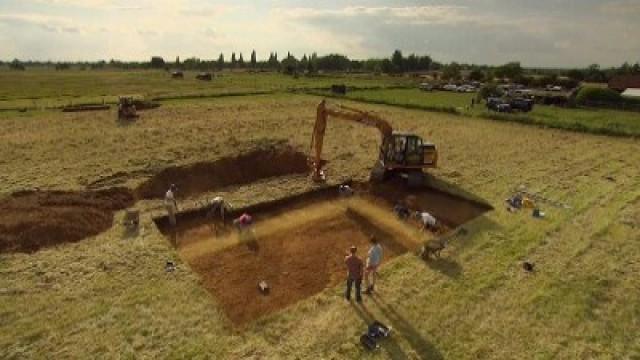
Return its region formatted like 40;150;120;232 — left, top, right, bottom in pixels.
165;181;492;326
179;200;419;326
0;187;134;253
136;145;308;199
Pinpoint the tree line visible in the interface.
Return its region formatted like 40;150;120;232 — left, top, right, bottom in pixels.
3;50;639;84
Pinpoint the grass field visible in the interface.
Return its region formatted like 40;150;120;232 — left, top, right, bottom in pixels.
335;88;640;137
1;72;640;359
0;69;411;110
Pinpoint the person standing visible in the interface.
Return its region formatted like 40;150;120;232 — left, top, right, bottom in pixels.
364;236;383;294
165;184;178;226
345;246;364;302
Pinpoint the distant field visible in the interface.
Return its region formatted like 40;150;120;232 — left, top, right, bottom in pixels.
335;88;640;137
0;69;411;110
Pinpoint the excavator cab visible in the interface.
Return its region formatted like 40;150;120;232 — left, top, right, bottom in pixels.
381;133;438;168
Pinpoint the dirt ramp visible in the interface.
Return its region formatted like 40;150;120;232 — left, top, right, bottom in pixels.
136;146;309;199
0;188;134;253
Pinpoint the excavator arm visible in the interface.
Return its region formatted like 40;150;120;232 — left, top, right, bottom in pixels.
309;100;393;181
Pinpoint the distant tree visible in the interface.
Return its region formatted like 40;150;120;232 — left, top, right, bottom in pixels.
299;54;308;72
584;64;606;83
231;52;237;67
9;59;25;71
218;53;224;70
267;52;280;70
405;54;418;72
250;50;257;68
316;54;351;71
469;69;485;81
567;69;585;82
239;53;245;68
150;56;165;69
417;55;432;71
175;56;180;66
281;53;298;75
381;59;393;74
442;62;461;80
391;50;404;73
494;62;522;80
55;63;70;71
478;83;503;99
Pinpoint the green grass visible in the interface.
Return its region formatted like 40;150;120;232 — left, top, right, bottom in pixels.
0;69;411;110
334;88;640;137
1;74;640;358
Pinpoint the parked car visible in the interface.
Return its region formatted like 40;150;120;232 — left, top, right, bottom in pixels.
487;97;512;112
510;98;534;112
443;84;458;91
419;83;433;91
457;85;476;93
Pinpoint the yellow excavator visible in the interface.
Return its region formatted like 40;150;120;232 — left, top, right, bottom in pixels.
309;100;438;185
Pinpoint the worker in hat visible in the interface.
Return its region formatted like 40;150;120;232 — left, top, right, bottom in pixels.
344;245;364;302
165;184;178;226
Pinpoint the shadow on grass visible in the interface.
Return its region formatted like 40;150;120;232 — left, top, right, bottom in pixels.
350;297;444;360
422;173;493;210
423;257;463;279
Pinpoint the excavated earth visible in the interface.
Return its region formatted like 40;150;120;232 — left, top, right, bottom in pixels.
0;146;309;254
156;179;492;326
0;187;134;253
136;145;308;199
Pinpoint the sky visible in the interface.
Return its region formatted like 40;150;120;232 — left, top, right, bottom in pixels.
0;0;639;67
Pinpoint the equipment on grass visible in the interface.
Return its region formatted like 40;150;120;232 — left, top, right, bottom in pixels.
117;97;138;120
123;209;140;231
308;100;438;183
258;280;270;294
360;321;392;351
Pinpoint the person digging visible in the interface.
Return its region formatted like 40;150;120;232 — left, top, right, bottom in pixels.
233;212;254;241
345;245;364;303
415;210;438;232
364;236;383;295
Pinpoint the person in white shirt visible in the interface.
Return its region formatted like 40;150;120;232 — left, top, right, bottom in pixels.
364;236;383;294
415;211;437;232
165;184;178;226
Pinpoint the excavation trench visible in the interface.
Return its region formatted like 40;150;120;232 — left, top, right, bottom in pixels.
0;146;308;254
0;188;134;253
135;145;308;199
154;180;492;327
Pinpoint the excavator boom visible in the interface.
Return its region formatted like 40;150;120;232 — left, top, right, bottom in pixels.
308;99;437;182
309;100;393;180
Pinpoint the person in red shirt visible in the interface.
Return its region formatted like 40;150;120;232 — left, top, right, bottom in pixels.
344;246;364;302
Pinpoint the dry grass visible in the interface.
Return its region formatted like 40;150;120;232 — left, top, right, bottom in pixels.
1;92;640;359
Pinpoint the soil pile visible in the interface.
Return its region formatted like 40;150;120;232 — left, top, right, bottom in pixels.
0;187;134;253
136;146;308;199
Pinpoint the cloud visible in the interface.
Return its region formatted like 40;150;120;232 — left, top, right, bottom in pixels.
0;13;72;31
274;6;470;25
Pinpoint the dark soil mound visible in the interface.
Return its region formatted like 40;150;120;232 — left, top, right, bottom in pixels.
0;187;134;253
136;145;308;199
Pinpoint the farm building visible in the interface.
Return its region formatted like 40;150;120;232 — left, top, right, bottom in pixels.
608;74;640;92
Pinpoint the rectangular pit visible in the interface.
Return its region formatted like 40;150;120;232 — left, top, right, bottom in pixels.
154;182;492;326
